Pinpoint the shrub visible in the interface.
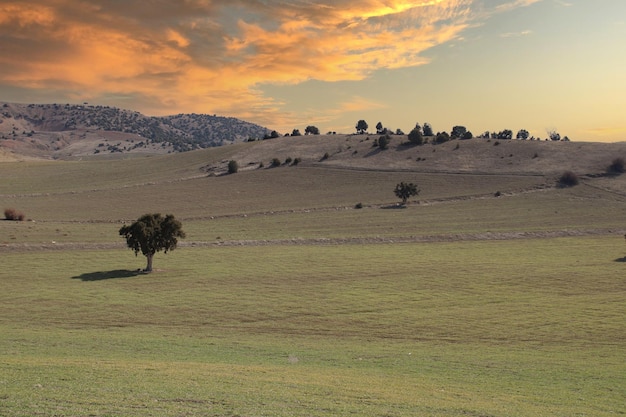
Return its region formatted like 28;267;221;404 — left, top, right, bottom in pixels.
378;134;390;150
285;157;293;165
321;152;330;161
558;171;579;187
608;157;625;174
4;208;25;221
270;158;281;167
292;157;301;166
227;160;238;174
355;202;363;209
407;127;423;145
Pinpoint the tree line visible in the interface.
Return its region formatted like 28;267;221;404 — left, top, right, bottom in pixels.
272;120;569;143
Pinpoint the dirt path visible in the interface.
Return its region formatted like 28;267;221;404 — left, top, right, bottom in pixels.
1;228;622;253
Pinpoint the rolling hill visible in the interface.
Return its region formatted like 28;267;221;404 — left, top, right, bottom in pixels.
0;102;272;159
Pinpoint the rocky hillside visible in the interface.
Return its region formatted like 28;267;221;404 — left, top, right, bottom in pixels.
0;102;271;159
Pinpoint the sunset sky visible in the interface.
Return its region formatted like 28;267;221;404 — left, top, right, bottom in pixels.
1;0;624;141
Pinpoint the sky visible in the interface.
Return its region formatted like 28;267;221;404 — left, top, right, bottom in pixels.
1;0;625;141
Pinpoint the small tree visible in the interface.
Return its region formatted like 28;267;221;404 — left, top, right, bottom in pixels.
356;120;368;134
548;130;561;141
435;131;450;144
376;122;384;134
408;126;423;145
516;129;529;140
422;123;434;137
450;125;467;139
227;160;238;174
558;171;579;187
378;134;390;150
608;157;625;174
394;182;420;205
291;128;302;136
305;125;320;135
119;214;186;272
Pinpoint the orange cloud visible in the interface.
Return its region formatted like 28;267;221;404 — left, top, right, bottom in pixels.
0;0;537;128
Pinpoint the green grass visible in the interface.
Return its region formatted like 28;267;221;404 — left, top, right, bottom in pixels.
1;238;625;416
1;149;626;416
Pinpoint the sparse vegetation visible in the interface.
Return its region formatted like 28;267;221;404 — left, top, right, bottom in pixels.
1;141;626;417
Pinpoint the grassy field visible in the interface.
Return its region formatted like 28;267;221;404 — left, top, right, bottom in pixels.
1;144;626;416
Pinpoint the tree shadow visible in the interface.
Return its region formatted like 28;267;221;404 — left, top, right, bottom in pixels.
72;269;144;281
614;257;626;263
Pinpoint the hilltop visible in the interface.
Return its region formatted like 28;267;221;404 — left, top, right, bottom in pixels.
0;102;271;159
207;133;626;178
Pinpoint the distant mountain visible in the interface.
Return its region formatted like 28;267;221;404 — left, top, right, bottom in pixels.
0;102;272;159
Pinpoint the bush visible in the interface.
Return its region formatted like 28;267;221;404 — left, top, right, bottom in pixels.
407;127;423;145
355;202;363;209
608;157;625;174
4;208;25;221
285;157;293;165
558;171;579;187
292;157;301;166
321;152;330;161
378;134;390;150
227;160;238;174
270;158;281;167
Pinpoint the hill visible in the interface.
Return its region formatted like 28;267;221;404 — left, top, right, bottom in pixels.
0;102;271;159
213;133;626;178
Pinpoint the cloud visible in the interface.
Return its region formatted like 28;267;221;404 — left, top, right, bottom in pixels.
0;0;542;127
500;29;533;37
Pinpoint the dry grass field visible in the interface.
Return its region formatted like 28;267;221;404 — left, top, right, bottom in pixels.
1;135;626;416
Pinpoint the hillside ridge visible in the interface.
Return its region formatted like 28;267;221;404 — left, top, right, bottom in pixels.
0;102;271;159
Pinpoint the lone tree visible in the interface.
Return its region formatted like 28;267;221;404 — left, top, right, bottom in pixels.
356;120;368;134
305;125;320;135
119;213;186;272
394;182;420;205
408;124;423;145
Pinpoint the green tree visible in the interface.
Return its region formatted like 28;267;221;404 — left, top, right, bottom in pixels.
423;123;434;137
356;120;368;134
305;125;320;135
119;214;186;272
435;131;450;144
408;125;423;145
394;182;420;205
378;134;390;150
450;125;467;139
228;160;238;174
548;130;561;141
516;129;529;140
